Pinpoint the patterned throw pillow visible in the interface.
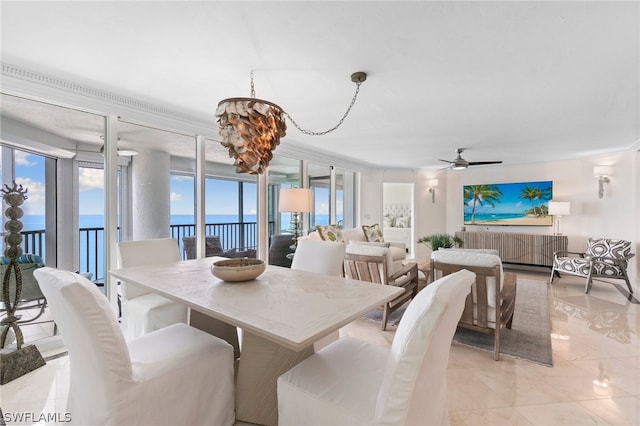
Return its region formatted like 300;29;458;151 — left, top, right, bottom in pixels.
362;224;384;243
383;214;396;228
316;225;344;242
396;215;411;228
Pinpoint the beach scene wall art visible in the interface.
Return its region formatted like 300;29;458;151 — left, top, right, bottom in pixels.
463;180;553;226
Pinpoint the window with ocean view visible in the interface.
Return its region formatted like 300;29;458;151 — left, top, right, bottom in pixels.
309;163;332;230
78;164;106;282
170;172;261;257
2;146;47;260
1;94;361;297
0;93;361;354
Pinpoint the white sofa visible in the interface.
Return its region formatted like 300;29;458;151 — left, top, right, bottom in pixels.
304;227;407;272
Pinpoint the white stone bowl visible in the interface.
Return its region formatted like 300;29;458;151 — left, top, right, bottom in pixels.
211;258;265;282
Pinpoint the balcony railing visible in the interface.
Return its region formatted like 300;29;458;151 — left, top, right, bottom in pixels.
21;230;45;259
17;221;276;283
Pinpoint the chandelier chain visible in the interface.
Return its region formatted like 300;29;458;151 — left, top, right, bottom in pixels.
284;81;362;136
250;70;256;98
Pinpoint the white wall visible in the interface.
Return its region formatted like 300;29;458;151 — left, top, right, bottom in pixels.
361;146;638;287
383;182;412;205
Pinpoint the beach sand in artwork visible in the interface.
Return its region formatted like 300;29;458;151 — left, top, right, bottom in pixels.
465;216;553;226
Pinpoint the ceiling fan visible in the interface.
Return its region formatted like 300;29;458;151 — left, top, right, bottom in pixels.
439;148;502;169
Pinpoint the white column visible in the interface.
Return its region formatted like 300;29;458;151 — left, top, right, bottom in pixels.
195;136;205;259
329;166;337;224
132;150;171;240
104;115;119;312
257;169;269;261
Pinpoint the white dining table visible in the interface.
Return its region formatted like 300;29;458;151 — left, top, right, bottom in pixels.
110;256;403;426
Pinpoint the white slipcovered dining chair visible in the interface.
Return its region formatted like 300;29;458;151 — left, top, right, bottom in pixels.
117;238;188;340
278;269;475;426
291;238;347;350
291;238;347;276
34;267;235;426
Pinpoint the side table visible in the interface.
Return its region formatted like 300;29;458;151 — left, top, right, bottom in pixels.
403;258;431;289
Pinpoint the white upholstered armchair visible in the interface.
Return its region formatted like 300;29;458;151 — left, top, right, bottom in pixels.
0;254;48;326
430;249;517;360
343;244;419;331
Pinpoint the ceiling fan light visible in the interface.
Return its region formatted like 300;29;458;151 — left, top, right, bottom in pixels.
443;148;500;169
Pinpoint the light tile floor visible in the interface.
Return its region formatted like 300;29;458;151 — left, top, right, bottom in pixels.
1;270;638;425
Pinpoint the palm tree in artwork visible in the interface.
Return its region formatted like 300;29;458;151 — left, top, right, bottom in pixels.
540;185;553;216
520;186;543;216
463;185;503;224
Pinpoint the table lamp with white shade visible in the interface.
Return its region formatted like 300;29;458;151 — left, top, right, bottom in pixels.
278;188;313;247
548;201;570;235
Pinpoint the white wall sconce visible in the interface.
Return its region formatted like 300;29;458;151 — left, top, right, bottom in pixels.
428;179;439;203
548;201;570;235
593;165;612;199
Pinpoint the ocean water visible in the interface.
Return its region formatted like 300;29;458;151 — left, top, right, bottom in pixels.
20;214;261;231
21;214;332;231
17;213;332;280
19;214;262;280
463;212;525;222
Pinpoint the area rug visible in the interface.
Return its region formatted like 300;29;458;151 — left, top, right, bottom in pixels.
364;278;553;366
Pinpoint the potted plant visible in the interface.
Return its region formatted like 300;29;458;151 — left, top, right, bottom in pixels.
417;233;463;251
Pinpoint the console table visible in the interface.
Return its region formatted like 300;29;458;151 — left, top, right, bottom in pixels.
455;231;567;267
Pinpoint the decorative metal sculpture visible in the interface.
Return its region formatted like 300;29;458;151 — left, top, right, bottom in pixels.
0;182;27;349
0;182;45;384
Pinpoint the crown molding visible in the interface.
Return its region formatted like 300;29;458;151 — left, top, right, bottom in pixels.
1;62;216;137
1;63;180;117
1;62;377;172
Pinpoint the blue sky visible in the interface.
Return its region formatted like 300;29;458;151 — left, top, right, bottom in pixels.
5;149;339;222
4;150;256;216
6;150;337;218
3;150;47;216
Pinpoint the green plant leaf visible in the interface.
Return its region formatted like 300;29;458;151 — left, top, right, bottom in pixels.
417;233;463;250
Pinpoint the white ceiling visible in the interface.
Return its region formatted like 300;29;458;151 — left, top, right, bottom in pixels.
1;1;638;170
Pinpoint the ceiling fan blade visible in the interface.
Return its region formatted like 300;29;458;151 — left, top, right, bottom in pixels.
468;161;502;166
438;159;453;164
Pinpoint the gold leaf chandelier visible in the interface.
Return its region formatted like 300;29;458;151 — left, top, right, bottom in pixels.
216;71;367;174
